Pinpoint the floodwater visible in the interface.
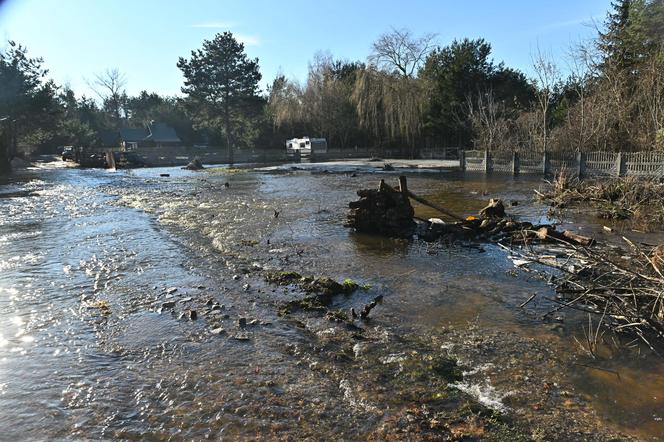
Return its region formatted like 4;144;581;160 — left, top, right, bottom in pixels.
0;160;662;440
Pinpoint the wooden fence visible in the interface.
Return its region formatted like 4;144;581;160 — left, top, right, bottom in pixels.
460;150;664;177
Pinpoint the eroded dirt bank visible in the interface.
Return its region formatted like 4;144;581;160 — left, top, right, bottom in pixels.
1;162;662;440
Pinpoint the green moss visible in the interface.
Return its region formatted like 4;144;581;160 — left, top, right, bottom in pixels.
283;295;329;313
403;354;463;383
342;278;359;292
341;278;371;292
265;270;303;284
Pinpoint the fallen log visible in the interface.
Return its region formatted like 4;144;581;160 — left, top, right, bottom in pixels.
536;227;594;247
406;190;465;222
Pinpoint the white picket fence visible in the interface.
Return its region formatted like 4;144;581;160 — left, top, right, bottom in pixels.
461;149;664;177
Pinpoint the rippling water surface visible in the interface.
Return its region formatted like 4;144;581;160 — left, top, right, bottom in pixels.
0;161;662;440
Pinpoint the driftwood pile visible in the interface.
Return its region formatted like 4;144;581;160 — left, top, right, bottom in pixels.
345;178;416;238
345;176;593;247
510;235;664;351
346;176;663;348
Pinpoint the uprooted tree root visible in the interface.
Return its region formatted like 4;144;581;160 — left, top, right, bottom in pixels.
536;172;664;230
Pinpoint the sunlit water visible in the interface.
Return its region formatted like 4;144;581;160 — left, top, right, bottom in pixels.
0;161;662;439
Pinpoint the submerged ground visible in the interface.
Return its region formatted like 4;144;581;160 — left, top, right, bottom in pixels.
0;159;662;440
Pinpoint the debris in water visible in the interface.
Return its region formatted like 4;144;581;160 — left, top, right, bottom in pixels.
182;158;204;170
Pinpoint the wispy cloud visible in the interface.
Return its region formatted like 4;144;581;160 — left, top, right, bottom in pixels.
235;33;261;46
191;21;235;29
541;15;603;31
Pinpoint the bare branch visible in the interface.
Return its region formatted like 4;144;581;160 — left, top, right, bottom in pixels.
368;28;437;77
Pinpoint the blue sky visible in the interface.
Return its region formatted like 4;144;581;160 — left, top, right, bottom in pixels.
0;0;610;99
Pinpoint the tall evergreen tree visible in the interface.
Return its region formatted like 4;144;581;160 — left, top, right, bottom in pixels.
177;32;262;163
0;41;60;167
597;0;662;73
419;38;533;147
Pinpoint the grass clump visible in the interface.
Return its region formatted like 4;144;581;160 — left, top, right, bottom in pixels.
342;278;372;292
538;172;664;230
206;167;247;174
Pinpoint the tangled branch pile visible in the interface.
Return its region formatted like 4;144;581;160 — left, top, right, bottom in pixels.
537;172;664;230
506;236;664;350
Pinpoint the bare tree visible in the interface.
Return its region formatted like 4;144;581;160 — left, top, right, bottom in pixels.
368;28;436;77
531;47;560;151
635;50;664;150
466;89;513;151
88;68;127;125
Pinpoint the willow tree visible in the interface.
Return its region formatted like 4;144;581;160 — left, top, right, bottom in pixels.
269;55;362;149
352;29;433;155
268;75;305;130
352;67;425;155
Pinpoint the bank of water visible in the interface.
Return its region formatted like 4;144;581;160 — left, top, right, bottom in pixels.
0;161;662;439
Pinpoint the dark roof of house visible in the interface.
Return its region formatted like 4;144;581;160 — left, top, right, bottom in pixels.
98;130;120;147
119;127;149;142
147;122;181;143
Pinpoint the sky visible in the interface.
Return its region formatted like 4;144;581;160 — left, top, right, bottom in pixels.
0;0;611;100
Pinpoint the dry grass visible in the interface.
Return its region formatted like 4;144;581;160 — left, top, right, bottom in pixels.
538;171;664;230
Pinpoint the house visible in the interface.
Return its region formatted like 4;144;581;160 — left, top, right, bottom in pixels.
98;130;120;147
146;122;181;148
118;122;182;151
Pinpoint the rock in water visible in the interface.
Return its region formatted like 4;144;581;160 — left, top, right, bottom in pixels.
345;181;416;238
183;158;204;170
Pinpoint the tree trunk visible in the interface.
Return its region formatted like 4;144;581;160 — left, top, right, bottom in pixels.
0;152;9;174
224;94;233;166
0;121;12;174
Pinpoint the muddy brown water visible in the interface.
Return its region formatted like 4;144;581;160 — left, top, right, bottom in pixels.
0;160;662;440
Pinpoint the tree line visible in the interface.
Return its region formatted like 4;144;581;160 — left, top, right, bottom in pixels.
2;0;663;171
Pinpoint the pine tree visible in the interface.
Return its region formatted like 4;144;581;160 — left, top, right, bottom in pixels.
177;32;262;164
597;0;660;74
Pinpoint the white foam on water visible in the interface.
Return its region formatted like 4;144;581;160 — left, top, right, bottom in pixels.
451;379;510;413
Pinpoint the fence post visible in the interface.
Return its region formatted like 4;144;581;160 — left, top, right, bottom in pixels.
459;149;466;171
484;149;492;173
512;151;520;176
576;151;586;178
615;152;625;177
542;151;550;175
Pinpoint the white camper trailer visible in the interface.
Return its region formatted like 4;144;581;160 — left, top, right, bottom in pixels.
286;137;327;157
